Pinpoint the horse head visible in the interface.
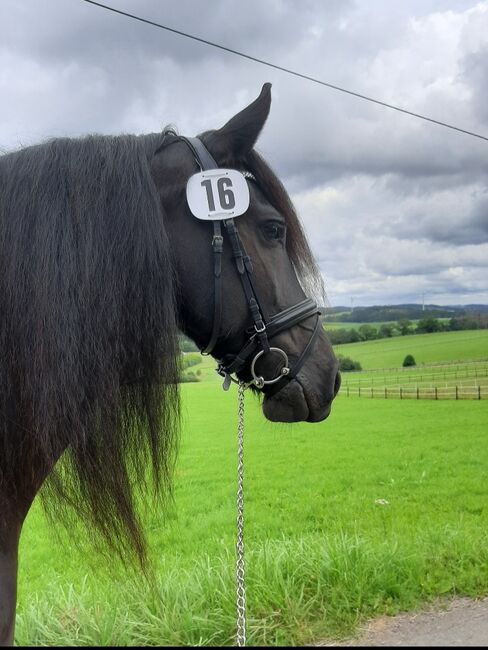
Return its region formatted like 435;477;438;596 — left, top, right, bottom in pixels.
151;84;340;422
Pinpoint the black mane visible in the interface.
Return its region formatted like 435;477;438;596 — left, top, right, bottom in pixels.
0;129;324;566
0;133;179;564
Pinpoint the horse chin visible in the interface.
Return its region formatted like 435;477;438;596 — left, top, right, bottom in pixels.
262;379;331;423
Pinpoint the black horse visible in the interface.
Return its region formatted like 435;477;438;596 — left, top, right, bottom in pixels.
0;83;339;645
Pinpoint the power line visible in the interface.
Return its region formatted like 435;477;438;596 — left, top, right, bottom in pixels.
81;0;488;143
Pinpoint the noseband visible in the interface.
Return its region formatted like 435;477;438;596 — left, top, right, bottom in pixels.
157;135;322;397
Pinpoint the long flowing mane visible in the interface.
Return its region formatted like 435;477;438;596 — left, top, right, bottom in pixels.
0;133;179;564
0;126;324;567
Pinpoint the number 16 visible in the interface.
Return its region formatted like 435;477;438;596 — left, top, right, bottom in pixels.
201;177;236;212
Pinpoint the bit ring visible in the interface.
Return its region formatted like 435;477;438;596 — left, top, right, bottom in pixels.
250;347;290;387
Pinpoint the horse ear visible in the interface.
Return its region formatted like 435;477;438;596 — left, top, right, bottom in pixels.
206;83;272;160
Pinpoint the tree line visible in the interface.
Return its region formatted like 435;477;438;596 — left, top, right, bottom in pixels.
323;304;488;323
178;313;488;353
326;314;488;346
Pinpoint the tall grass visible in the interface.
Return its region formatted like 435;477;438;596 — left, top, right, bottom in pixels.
16;529;488;646
16;384;488;645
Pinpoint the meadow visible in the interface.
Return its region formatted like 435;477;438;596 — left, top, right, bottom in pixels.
324;320;399;330
16;367;488;645
323;318;451;331
333;329;488;369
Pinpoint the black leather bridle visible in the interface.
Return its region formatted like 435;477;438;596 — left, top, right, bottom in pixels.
156;134;323;397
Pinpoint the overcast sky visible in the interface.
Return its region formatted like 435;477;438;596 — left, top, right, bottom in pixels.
1;0;487;307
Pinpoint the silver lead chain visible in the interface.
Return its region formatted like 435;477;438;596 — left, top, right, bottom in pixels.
236;381;247;647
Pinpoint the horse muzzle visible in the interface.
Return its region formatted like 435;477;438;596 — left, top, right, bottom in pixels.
262;369;341;423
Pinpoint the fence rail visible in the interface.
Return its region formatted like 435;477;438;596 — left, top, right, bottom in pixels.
339;358;488;374
342;385;487;400
343;367;488;388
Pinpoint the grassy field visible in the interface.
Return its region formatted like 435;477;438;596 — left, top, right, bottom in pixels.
333;329;488;370
181;351;219;382
16;380;488;646
341;360;488;389
323;318;451;331
324;320;398;330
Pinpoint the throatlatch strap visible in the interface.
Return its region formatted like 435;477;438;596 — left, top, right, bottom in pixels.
172;136;221;355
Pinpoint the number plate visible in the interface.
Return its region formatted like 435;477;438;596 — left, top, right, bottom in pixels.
186;169;250;220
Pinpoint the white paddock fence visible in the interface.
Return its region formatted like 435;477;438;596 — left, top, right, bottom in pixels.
342;385;487;400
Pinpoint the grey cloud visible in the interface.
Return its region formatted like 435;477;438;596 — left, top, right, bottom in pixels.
0;0;352;67
462;47;488;126
1;0;487;305
383;191;488;246
293;170;488;304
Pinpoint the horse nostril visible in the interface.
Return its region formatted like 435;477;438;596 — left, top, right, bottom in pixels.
333;370;342;397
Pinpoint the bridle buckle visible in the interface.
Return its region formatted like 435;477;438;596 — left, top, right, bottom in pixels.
212;234;223;252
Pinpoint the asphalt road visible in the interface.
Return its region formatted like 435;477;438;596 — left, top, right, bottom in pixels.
318;597;488;647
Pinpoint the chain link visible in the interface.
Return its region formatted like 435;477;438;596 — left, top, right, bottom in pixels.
236;381;247;647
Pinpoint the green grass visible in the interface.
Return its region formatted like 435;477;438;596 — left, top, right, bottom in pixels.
16;383;488;646
181;352;220;382
333;329;488;369
341;360;488;388
324;320;403;331
323;318;451;331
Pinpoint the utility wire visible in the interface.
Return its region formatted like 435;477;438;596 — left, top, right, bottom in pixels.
81;0;488;143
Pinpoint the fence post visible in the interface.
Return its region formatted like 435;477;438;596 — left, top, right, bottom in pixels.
479;385;481;400
400;387;403;400
385;387;387;399
435;387;438;400
359;386;361;397
371;387;373;398
417;386;419;400
455;385;458;400
347;386;349;397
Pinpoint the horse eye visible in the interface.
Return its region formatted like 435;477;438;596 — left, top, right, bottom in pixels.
262;221;286;241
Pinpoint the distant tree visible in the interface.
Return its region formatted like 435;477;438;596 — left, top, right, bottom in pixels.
397;318;413;336
378;324;393;338
325;327;363;345
358;324;378;341
449;315;480;331
347;328;362;343
416;318;441;333
337;355;362;371
403;354;416;367
179;334;199;352
181;353;201;370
